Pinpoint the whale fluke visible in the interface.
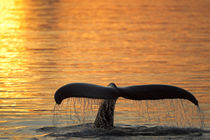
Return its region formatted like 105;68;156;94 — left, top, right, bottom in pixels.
54;82;199;129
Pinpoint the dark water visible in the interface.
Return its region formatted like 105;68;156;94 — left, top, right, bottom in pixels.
37;123;209;139
0;0;210;139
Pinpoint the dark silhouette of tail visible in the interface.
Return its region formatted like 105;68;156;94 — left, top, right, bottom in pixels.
54;82;199;129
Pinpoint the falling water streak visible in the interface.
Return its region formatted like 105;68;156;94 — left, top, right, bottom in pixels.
197;106;205;129
72;98;79;122
52;98;103;126
130;99;203;128
52;104;56;125
53;104;60;126
82;98;87;123
177;100;183;127
173;100;179;127
146;101;151;123
52;98;203;129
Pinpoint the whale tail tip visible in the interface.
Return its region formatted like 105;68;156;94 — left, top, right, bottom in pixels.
108;83;117;88
195;99;199;106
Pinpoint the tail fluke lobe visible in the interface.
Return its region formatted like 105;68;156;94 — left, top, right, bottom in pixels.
54;83;119;104
118;85;198;106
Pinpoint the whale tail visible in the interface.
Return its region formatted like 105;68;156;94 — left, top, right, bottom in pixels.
54;83;199;129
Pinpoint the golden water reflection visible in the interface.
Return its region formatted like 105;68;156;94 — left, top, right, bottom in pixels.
0;0;29;98
0;0;210;138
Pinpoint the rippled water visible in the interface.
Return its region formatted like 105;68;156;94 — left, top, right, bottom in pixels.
0;0;210;139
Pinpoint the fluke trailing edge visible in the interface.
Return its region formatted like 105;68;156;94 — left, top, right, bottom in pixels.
54;83;199;128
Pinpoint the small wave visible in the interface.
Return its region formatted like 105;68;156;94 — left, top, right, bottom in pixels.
36;124;209;139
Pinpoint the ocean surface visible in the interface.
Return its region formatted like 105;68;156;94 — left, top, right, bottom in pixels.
0;0;210;139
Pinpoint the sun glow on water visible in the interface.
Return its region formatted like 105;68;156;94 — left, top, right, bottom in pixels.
0;0;209;138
